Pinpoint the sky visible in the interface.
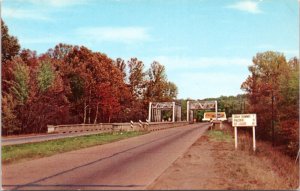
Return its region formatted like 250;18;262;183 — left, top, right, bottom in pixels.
2;0;299;99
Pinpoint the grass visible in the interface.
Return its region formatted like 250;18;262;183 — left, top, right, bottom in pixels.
208;123;299;190
208;129;233;142
237;133;299;189
2;131;147;165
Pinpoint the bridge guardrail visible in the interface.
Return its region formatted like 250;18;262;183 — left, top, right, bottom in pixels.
47;121;189;134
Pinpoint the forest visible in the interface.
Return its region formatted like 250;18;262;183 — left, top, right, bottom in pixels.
1;20;178;135
1;19;299;157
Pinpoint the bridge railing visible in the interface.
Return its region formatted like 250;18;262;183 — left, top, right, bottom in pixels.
47;121;189;134
47;123;114;134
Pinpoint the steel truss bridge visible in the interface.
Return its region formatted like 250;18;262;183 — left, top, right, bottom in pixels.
148;100;218;123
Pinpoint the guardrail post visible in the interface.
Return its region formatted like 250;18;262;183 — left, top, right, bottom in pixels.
139;120;143;130
47;125;55;133
187;101;190;122
148;102;152;122
146;119;149;131
112;124;117;133
172;102;175;122
130;120;134;130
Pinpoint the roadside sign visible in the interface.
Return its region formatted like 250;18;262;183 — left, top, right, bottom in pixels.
232;113;257;151
232;114;256;127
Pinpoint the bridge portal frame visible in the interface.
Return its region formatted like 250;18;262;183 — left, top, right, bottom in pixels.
148;102;181;122
187;100;218;122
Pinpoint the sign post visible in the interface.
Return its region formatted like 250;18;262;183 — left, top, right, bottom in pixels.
234;126;237;149
252;126;256;151
232;114;257;151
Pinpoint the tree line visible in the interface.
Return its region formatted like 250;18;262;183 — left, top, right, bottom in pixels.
241;51;299;157
1;20;178;135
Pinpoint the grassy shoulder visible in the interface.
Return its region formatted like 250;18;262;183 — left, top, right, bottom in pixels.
208;125;298;190
2;131;147;165
207;129;233;142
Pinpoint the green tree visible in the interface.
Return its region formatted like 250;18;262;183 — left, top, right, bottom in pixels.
37;59;55;93
163;81;178;100
11;59;30;104
145;61;168;101
2;94;20;135
128;58;146;99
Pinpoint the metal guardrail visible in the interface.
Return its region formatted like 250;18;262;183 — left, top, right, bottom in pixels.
47;122;189;134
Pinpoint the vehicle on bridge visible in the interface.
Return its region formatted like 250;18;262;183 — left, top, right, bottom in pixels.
202;112;227;121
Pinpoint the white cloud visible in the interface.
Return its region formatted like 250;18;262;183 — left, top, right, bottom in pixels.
41;0;85;7
2;0;87;21
14;0;86;7
227;0;262;14
2;7;52;21
34;0;87;7
76;27;151;44
149;56;251;70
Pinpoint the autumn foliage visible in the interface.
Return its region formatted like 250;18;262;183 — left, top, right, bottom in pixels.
1;20;178;135
241;51;299;156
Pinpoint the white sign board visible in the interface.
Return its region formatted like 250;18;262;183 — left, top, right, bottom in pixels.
232;114;257;127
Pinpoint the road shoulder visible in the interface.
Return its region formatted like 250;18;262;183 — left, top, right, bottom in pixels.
148;133;224;190
148;125;298;190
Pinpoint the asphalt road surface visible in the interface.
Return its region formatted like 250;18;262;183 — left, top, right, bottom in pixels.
2;131;109;146
3;123;209;190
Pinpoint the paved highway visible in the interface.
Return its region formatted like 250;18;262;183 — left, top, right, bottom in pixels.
3;123;209;190
2;131;107;146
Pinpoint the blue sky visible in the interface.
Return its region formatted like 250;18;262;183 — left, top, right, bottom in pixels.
2;0;299;99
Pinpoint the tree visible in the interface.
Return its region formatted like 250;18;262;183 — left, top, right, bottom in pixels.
2;93;20;135
217;94;247;117
58;46;95;123
276;57;299;156
47;43;73;60
58;46;130;123
145;61;168;101
0;30;180;133
113;58;127;81
163;81;178;100
1;20;24;134
128;58;146;99
1;19;20;62
145;61;178;102
10;58;30;104
20;49;39;68
37;58;55;93
241;51;299;156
